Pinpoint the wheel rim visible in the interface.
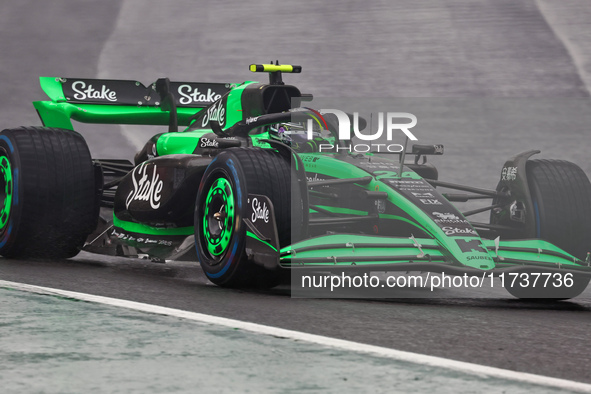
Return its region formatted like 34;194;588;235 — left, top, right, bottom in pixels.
0;154;12;234
202;177;235;261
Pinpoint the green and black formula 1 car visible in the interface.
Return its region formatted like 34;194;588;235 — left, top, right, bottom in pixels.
1;63;590;299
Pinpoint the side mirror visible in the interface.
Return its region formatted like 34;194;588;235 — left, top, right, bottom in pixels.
412;144;444;164
412;144;444;155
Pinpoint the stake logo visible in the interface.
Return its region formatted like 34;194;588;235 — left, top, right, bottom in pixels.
177;85;222;105
442;226;478;236
201;100;226;127
199;138;219;148
251;197;269;223
71;81;117;102
126;163;164;210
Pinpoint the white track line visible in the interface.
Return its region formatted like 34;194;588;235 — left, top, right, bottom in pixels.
1;279;590;393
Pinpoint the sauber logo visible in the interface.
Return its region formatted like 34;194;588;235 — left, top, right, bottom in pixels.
71;80;117;102
178;85;222;105
466;255;492;261
126;163;163;209
251;197;269;223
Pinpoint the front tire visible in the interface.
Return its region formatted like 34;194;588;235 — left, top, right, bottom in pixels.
194;148;297;288
505;159;591;299
504;269;589;300
527;159;591;260
0;127;97;259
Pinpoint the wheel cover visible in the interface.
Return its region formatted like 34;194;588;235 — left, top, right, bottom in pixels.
203;177;235;260
0;155;12;232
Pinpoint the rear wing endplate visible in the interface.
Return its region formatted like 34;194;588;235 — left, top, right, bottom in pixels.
33;77;235;130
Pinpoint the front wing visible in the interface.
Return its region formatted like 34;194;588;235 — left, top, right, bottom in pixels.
277;234;591;277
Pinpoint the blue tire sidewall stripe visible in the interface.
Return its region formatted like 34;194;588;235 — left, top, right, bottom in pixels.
196;154;246;280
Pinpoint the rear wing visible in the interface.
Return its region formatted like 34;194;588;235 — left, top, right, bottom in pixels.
33;77;235;130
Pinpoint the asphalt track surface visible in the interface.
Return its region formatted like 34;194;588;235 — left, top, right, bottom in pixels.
1;0;591;389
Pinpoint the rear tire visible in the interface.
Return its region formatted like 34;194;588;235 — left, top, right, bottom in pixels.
194;147;298;288
0;127;97;259
504;159;591;299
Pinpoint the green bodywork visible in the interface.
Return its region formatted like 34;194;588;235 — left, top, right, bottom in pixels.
34;78;201;130
0;154;13;231
33;71;591;276
279;234;585;272
203;177;235;257
33;77;256;132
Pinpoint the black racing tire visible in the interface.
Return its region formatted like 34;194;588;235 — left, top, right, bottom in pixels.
504;269;590;300
527;159;591;260
0;127;97;259
194;147;299;288
504;159;591;299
